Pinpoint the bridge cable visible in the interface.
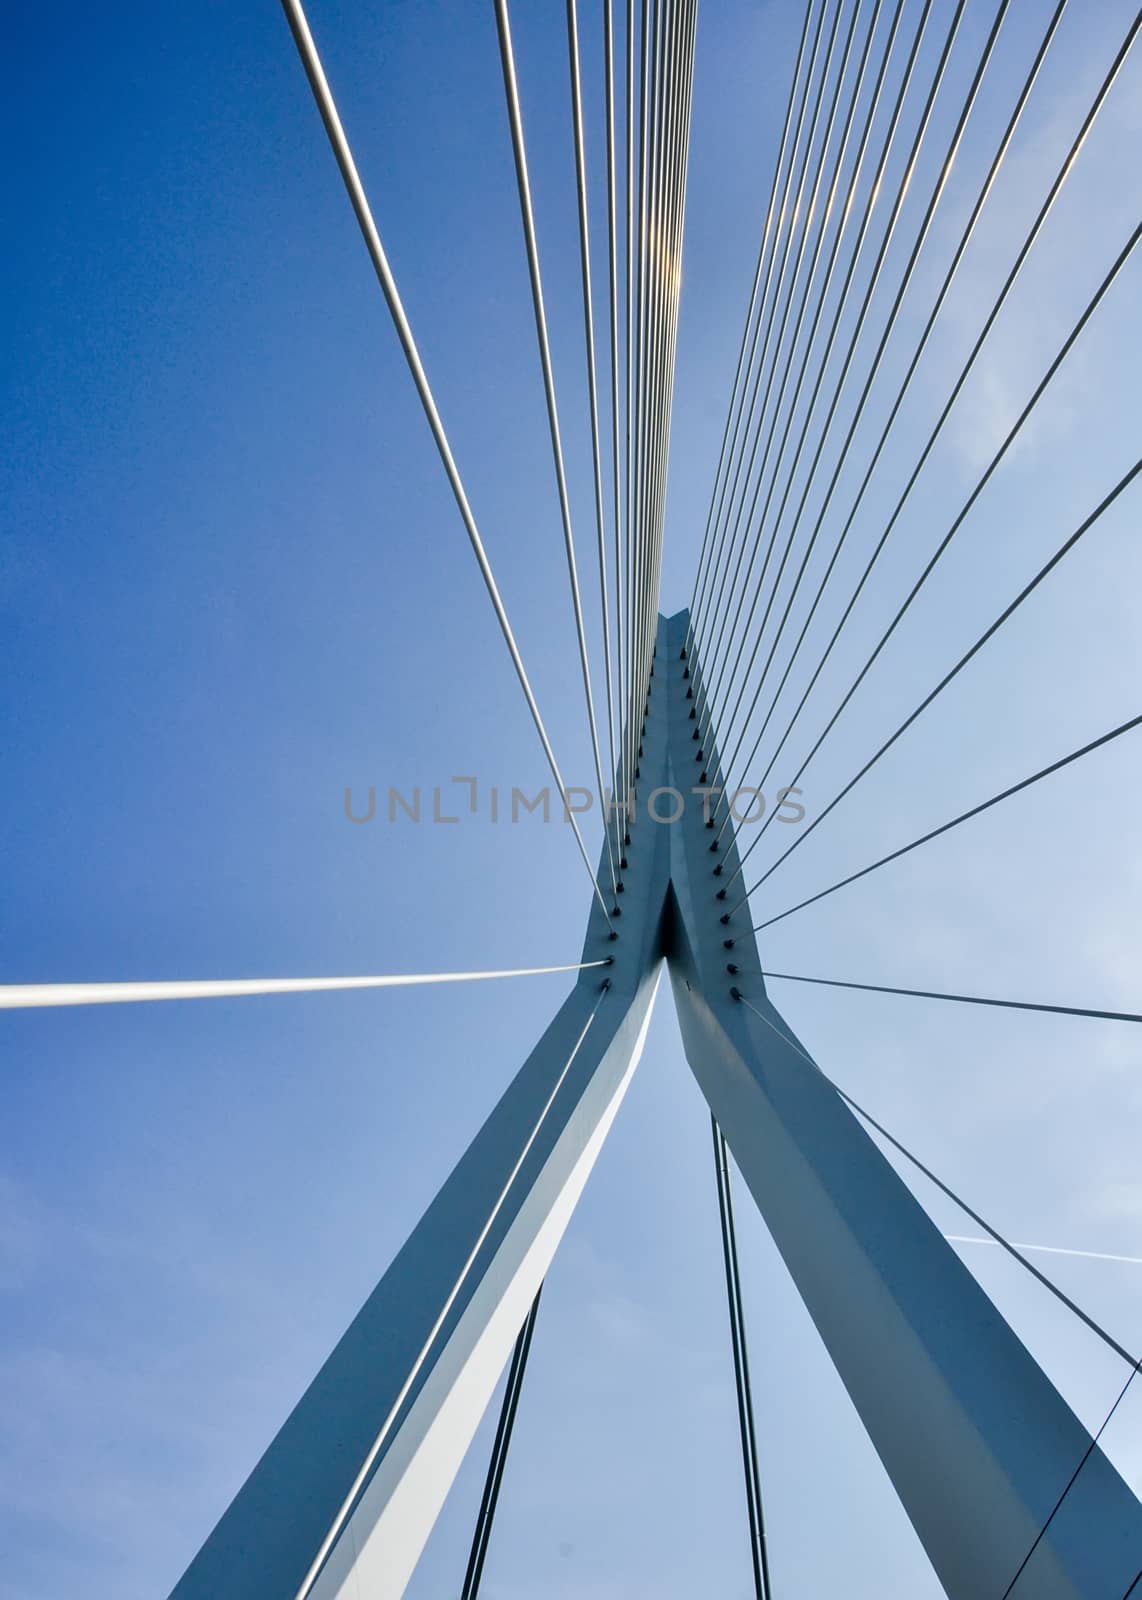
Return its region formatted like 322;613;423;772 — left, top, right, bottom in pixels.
567;0;621;872
692;0;934;700
697;0;880;691
712;1116;774;1600
707;0;1011;767
630;0;653;747
710;9;1141;850
685;0;815;648
686;0;904;731
705;0;1070;821
495;0;619;898
741;711;1142;934
998;1353;1142;1599
645;0;697;679
604;0;628;823
717;450;1142;900
699;0;966;737
735;995;1138;1370
278;0;613;928
722;218;1142;880
634;0;669;712
0;962;612;1011
697;0;866;687
460;1286;544;1600
689;0;833;649
640;0;688;709
759;969;1142;1028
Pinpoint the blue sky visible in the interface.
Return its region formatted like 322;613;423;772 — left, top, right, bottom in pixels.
3;0;1141;1595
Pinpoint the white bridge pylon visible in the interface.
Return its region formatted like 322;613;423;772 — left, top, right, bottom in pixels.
171;612;1142;1600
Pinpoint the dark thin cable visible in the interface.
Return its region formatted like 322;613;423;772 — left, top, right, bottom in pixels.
691;0;833;646
630;0;656;731
710;0;1072;844
687;0;815;647
633;0;661;732
639;0;677;665
713;0;1011;780
624;0;635;791
698;0;876;689
746;712;1142;933
632;0;695;727
727;217;1142;885
690;0;826;642
697;0;937;736
720;455;1141;897
712;1115;773;1600
634;0;668;734
688;0;899;760
699;0;895;700
655;0;697;625
631;0;659;720
636;0;662;720
460;1286;543;1599
567;0;621;868
736;994;1137;1369
647;0;697;648
722;13;1142;853
604;0;627;817
1122;1569;1142;1600
761;969;1142;1027
998;1354;1142;1599
697;0;852;673
696;0;939;712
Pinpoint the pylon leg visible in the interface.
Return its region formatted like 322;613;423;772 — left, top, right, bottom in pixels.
169;641;678;1600
661;608;1142;1599
171;970;665;1600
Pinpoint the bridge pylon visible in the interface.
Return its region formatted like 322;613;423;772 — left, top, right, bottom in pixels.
171;611;1142;1600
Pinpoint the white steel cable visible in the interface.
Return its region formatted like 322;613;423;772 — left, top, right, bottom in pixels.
948;1238;1142;1270
567;0;621;872
604;0;628;832
0;963;611;1010
495;0;619;898
279;0;613;926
